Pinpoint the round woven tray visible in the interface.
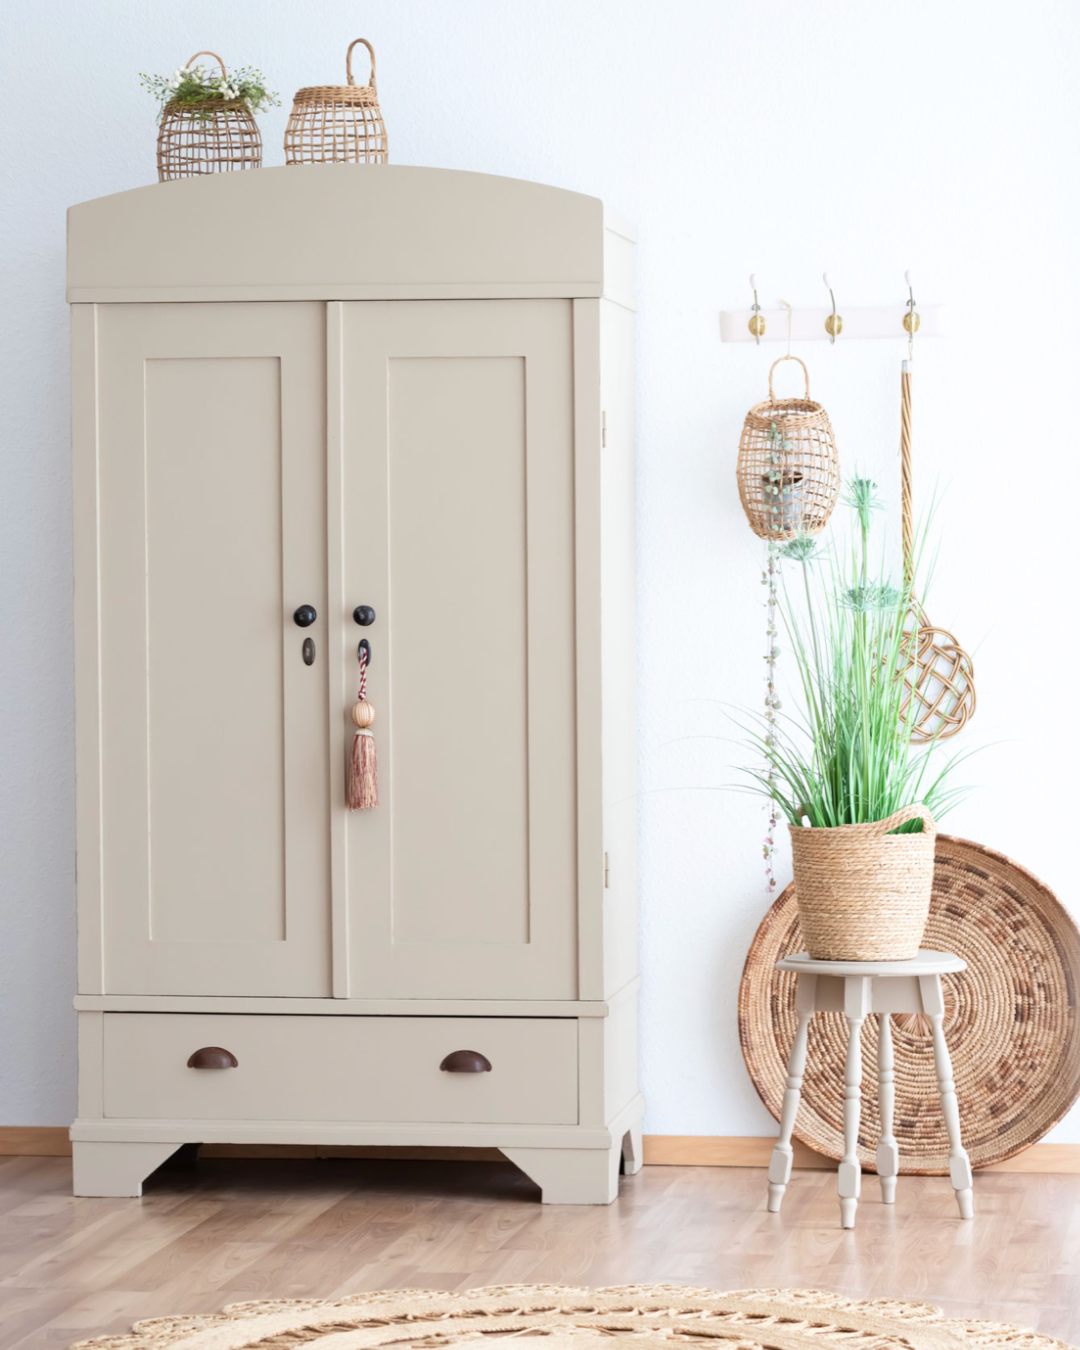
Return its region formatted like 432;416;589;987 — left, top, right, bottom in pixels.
739;835;1080;1173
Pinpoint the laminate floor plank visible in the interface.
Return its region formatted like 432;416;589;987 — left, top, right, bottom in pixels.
0;1159;1077;1350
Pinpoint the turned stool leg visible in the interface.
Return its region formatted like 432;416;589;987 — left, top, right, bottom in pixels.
920;974;973;1219
839;976;871;1229
767;996;813;1213
876;1012;899;1204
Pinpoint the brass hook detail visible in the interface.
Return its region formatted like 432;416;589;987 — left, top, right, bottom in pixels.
903;270;920;359
823;272;843;343
748;273;765;344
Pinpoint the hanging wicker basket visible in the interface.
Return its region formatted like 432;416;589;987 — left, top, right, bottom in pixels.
790;804;937;961
736;356;840;540
157;52;262;182
284;39;388;165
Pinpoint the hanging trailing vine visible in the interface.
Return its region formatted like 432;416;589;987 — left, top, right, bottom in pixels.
761;539;782;892
759;416;793;892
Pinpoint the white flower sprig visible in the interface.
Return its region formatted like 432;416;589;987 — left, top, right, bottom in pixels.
139;62;279;122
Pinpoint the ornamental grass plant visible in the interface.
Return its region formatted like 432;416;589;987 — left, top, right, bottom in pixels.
739;477;969;836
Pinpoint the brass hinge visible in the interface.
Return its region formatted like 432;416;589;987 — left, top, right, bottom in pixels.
601;411;607;448
603;851;610;888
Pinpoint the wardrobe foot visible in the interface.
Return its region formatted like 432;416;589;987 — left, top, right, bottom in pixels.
502;1145;621;1204
71;1141;183;1197
621;1118;644;1175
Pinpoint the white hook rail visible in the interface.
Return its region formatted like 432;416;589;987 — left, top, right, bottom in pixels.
722;273;943;343
720;304;944;343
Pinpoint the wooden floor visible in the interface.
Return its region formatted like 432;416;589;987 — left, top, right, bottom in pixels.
0;1154;1077;1349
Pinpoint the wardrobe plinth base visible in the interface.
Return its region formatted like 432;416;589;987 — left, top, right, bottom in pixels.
69;1101;646;1204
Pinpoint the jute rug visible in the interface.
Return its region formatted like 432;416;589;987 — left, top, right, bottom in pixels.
71;1284;1073;1350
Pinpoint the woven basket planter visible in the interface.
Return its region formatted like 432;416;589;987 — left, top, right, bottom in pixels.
790;805;936;960
285;38;388;165
736;356;840;540
156;52;262;181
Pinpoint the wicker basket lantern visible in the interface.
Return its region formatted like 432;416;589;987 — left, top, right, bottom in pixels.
736;356;840;540
285;39;388;165
157;52;262;182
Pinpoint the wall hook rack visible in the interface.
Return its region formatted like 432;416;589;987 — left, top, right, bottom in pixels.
721;277;943;343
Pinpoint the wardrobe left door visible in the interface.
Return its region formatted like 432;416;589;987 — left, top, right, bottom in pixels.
77;303;331;996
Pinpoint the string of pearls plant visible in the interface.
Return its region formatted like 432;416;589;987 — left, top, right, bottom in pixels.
760;415;824;892
761;540;782;892
761;531;826;892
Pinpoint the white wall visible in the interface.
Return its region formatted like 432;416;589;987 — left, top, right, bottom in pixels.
2;0;1078;1139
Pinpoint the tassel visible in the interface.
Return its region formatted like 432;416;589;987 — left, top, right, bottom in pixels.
347;647;378;809
348;712;378;809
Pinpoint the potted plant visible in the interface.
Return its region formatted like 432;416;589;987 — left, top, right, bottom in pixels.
740;478;969;960
140;52;279;181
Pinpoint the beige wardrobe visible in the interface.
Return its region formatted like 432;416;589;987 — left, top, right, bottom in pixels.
68;165;640;1203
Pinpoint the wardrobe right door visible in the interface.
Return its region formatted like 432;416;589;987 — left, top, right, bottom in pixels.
336;300;579;999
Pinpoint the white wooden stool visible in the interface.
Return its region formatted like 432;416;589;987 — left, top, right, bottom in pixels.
766;949;974;1229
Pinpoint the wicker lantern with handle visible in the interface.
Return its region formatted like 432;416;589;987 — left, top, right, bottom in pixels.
157;52;262;181
736;356;840;540
284;39;388;165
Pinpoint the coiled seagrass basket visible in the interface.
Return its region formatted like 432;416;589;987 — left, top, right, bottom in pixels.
284;38;388;164
736;355;840;540
790;804;937;960
157;52;262;181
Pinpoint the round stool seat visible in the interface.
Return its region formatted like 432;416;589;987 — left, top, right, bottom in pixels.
776;949;966;977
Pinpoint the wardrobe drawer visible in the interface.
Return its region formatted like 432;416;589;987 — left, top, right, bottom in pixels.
101;1014;578;1124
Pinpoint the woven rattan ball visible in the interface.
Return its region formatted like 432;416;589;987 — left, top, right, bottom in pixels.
156;53;262;182
736;356;840;540
899;606;977;742
285;39;388;165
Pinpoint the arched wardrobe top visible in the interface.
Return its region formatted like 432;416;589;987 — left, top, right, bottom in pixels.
66;164;636;309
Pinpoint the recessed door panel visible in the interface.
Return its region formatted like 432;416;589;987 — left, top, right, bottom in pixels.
95;303;330;995
145;356;286;943
388;355;530;946
339;301;578;998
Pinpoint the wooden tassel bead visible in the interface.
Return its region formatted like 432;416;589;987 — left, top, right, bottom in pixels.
351;700;375;729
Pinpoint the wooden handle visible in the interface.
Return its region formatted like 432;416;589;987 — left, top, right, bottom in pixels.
346;38;376;89
184;51;229;80
187;1046;238;1069
768;355;811;402
900;363;914;579
439;1049;492;1073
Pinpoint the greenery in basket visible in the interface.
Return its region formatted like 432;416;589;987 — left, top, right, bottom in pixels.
738;477;971;835
140;62;279;121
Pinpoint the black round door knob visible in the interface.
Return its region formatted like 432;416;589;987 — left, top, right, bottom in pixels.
353;605;376;626
293;605;317;628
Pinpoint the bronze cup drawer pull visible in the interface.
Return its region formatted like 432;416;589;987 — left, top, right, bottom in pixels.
439;1049;492;1073
187;1046;239;1070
